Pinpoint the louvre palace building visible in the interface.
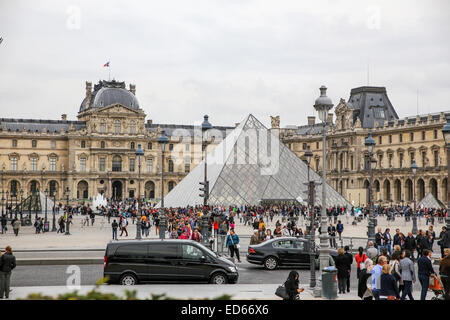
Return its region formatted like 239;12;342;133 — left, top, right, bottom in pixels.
0;79;448;207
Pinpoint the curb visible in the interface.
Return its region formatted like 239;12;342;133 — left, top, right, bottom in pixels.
17;258;103;266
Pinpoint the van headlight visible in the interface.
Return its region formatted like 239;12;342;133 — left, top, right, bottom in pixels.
228;266;237;273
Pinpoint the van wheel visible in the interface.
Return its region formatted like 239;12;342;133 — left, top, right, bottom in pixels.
120;273;138;286
210;272;228;284
264;256;278;270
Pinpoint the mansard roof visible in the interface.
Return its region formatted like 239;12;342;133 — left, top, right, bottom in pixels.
0;118;86;133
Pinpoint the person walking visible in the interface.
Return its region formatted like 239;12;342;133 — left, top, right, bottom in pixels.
366;241;378;260
283;271;304;300
344;246;353;292
120;217;128;237
379;264;400;300
399;250;415;300
355;247;367;279
371;255;387;300
327;223;336;248
417;249;436;300
335;248;348;294
438;226;449;258
12;218;20;237
439;248;450;300
358;259;374;300
404;232;416;262
0;246;16;299
226;229;241;263
337;220;344;241
383;228;392;256
1;215;7;234
375;227;384;253
111;219;118;240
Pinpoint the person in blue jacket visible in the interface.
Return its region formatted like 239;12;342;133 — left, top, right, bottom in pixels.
226;229;241;262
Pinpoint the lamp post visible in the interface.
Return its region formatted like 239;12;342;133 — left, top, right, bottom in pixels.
365;132;377;245
44;188;48;225
1;190;4;216
313;85;333;297
304;145;315;289
52;192;57;232
6;190;10;219
158;130;169;239
19;189;23;221
135;144;144;240
411;160;419;235
201;115;212;247
442;116;450;230
65;187;70;235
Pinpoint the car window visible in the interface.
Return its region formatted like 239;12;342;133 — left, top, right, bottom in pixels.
294;241;306;251
115;244;147;258
272;240;294;249
181;244;204;260
148;244;179;259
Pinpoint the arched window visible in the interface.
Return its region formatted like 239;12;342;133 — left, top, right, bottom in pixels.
114;120;121;134
112;156;122;172
130;142;135;149
130;121;136;134
168;159;174;172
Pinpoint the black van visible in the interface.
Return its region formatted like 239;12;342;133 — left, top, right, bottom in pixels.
103;239;239;285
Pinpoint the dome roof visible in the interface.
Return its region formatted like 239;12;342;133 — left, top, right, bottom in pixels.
79;80;139;112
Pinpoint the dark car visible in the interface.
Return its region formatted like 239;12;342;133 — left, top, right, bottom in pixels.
104;239;238;285
246;237;337;270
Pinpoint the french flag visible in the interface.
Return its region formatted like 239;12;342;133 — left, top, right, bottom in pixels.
104;61;110;67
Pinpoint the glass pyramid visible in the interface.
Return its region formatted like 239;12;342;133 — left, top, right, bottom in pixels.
160;114;351;208
418;192;444;209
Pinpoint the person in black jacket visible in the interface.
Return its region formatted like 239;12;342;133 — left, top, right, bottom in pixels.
335;248;348;294
417;249;436;300
0;246;16;299
404;232;416;261
283;271;304;300
358;259;374;300
417;230;429;257
379;264;400;300
344;246;353;292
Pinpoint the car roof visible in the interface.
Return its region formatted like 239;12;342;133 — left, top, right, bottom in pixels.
106;239;198;248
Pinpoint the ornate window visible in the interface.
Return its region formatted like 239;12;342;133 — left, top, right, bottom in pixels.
10;180;18;197
168;181;175;192
11;157;17;171
130;121;136;134
100;120;106;133
422;131;426;140
114;120;121;134
399;153;403;168
434;150;439;167
129;158;135;172
32;140;37;148
12;139;17;147
434;129;438;139
80;157;86;172
99;157;105;171
184;157;190;173
169;144;173;151
31;158;37;171
51;140;56;149
112;156;122;172
185;144;190;152
373;107;386;119
101;141;105;149
399;134;403;143
130;142;135;149
168;159;174;172
81;140;86;148
389;135;392;143
146;159;153;173
49;181;57;197
410;152;415;166
50;158;56;171
148;142;152;150
378;136;382;144
410;132;414;141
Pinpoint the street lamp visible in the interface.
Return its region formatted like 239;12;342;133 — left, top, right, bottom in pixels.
303;145;316;289
201;115;212;247
313;85;333;297
158;130;169;239
52;191;57;232
411;160;419;235
442;116;450;230
19;189;23;221
1;190;4;216
65;187;71;235
44;188;48;226
365;131;376;245
135;144;144;240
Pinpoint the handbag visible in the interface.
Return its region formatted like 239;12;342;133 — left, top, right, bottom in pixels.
275;285;289;299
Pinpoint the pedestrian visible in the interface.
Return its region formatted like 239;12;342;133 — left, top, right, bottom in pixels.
355;246;367;279
0;246;16;299
371;255;387;300
404;232;416;261
389;246;403;295
366;241;378;260
191;228;201;242
327;223;336;248
111;219;118;240
375;227;384;253
379;264;400;300
12;218;20;237
439;248;450;300
226;229;241;263
383;228;392;256
399;250;415;300
120;217;128;237
357;259;374;300
417;249;436;300
438;226;449;258
1;215;7;234
335;248;348;294
337;220;344;240
250;230;260;245
344;245;353;292
283;271;304;300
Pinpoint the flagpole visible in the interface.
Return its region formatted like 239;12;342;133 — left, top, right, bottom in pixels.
109;62;111;81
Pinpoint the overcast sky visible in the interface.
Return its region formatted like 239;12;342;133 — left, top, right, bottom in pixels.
1;0;449;128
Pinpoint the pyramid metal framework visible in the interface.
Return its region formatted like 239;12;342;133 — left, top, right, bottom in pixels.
418;192;445;209
160;114;351;208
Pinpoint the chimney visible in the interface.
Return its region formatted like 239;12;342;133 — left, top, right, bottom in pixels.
85;81;92;107
61;114;67;120
327;113;333;124
307;116;315;126
129;84;136;95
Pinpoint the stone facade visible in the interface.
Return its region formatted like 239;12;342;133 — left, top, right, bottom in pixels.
0;81;448;207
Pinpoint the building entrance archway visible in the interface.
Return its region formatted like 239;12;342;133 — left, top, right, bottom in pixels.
112;180;123;201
